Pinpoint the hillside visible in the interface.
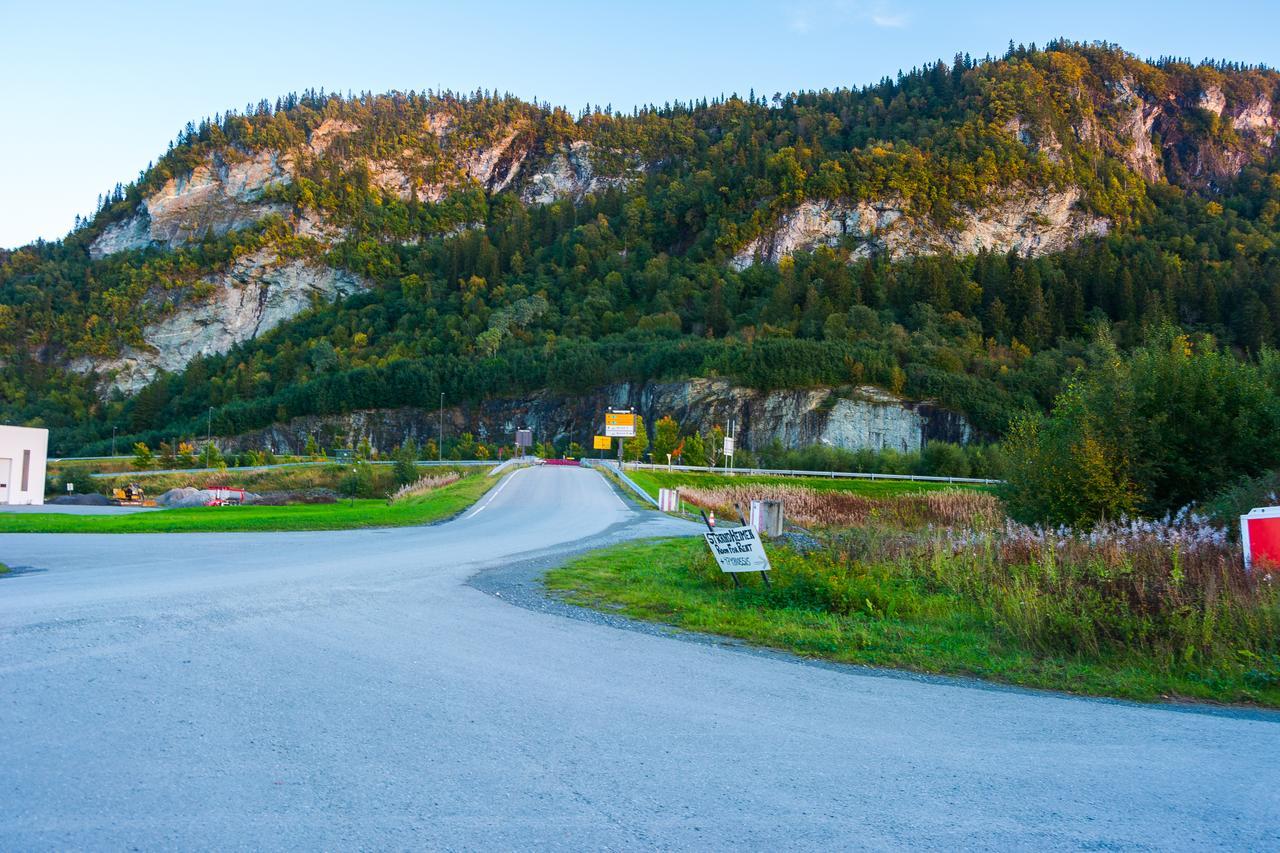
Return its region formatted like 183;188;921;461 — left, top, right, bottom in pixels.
3;40;1280;456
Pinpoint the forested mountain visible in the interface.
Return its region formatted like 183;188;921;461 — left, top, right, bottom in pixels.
3;40;1280;456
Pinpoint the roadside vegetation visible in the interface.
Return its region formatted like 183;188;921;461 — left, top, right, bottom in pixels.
4;466;494;534
626;468;993;503
548;484;1280;707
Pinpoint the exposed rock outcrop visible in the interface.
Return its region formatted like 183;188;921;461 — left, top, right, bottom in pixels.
73;249;367;395
732;188;1108;269
221;378;973;456
90;150;292;258
520;141;635;204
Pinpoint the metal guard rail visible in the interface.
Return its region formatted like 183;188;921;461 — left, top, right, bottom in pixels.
622;461;1002;485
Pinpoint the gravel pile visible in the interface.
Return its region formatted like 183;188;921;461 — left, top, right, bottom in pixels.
156;487;261;508
50;493;112;506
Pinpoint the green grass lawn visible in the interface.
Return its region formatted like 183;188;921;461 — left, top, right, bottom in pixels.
626;468;993;501
0;474;496;534
545;538;1280;708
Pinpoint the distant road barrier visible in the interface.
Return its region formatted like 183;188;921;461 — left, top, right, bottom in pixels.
622;462;1003;486
486;456;540;477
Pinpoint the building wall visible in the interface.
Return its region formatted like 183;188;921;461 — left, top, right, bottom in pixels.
0;425;49;505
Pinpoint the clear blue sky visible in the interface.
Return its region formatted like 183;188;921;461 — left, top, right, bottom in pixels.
3;0;1278;248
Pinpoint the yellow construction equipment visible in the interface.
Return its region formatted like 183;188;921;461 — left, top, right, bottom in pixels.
111;483;156;507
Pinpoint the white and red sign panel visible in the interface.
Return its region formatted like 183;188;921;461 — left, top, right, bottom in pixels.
1241;506;1280;570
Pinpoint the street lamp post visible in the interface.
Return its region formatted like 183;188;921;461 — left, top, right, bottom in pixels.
439;392;444;461
112;426;117;457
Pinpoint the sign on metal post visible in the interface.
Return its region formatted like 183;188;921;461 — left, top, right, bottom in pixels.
723;436;734;457
703;526;771;573
604;411;636;438
1241;506;1280;569
593;435;612;450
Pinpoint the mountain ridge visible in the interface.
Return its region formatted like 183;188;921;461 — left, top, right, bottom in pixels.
4;40;1280;455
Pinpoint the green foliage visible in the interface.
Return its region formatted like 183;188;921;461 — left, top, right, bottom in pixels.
131;442;155;470
651;415;680;463
199;442;226;469
754;439;1005;479
623;416;649;462
1004;329;1280;525
339;460;377;499
393;439;419;485
683;431;707;466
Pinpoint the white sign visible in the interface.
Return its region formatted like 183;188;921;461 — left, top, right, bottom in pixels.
658;488;679;512
723;436;735;457
703;526;771;573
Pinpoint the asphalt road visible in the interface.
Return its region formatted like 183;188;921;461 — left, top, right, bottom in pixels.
1;466;1276;849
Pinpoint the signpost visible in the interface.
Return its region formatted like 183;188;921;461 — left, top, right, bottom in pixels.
698;505;772;589
515;429;533;457
703;525;771;573
604;411;636;438
593;435;611;450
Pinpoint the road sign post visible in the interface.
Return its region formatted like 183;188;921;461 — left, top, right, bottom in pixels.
605;409;635;467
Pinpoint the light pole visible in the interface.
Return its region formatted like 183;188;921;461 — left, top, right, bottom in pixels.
439;392;444;461
111;426;117;457
207;408;213;445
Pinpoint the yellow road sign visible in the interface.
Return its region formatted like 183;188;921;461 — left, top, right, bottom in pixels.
604;411;636;437
593;435;612;450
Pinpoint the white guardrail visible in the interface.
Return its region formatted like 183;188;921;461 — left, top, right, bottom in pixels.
486;456;541;477
621;462;1002;485
580;459;660;507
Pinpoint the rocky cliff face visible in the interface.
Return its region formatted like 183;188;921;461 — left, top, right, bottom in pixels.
90;151;292;259
79;118;634;395
72;249;367;394
520;141;636;204
89;121;632;261
731;187;1108;269
221;378;972;456
1089;76;1277;191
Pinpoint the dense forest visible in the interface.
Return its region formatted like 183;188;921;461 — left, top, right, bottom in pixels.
3;39;1280;508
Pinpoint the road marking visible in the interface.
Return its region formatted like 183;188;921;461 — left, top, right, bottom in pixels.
464;467;524;519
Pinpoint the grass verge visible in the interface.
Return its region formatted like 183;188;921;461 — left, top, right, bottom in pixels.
545;537;1280;708
0;473;496;534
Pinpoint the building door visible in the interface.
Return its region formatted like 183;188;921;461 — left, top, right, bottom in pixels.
0;457;10;504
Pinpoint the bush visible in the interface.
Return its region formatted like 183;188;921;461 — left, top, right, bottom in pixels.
1004;329;1280;526
339;461;377;499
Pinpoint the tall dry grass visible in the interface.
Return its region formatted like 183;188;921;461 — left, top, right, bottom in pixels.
389;472;462;503
678;484;1002;529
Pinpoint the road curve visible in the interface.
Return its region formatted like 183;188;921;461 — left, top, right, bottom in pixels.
1;466;1276;849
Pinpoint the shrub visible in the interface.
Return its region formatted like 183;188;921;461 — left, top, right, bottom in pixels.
1004;329;1280;525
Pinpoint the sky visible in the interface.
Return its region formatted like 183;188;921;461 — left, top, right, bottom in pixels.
3;0;1279;248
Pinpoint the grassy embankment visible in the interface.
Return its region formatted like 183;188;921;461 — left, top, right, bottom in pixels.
1;468;495;534
548;483;1280;707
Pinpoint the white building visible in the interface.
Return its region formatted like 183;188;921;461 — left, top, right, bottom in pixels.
0;425;49;505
